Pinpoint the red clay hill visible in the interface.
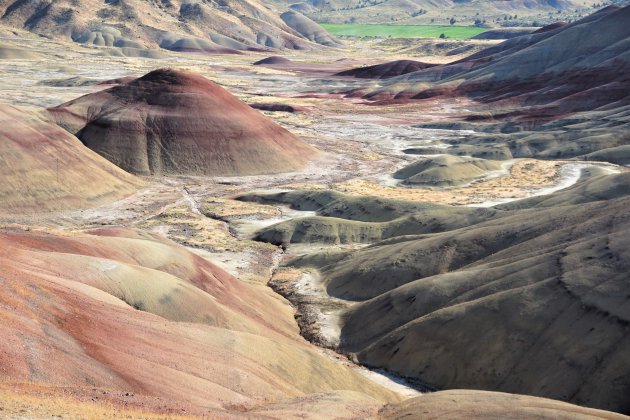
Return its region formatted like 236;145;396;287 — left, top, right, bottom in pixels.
49;69;317;176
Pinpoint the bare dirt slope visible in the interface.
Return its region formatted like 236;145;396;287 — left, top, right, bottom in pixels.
280;11;341;47
289;190;630;413
0;104;141;214
392;155;503;186
0;227;400;416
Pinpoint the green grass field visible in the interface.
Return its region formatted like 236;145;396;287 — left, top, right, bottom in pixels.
320;24;487;39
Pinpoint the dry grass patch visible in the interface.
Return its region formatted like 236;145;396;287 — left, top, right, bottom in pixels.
334;159;563;205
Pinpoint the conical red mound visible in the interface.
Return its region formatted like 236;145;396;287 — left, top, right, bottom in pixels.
50;68;317;176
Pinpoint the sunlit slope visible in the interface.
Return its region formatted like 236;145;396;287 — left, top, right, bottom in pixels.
50;69;317;177
0;228;400;413
0;104;141;214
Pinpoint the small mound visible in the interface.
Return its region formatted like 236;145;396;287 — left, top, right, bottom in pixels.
49;68;317;176
158;34;240;54
381;390;627;420
72;27;142;48
250;103;307;113
393;155;503;186
335;60;436;79
253;55;292;65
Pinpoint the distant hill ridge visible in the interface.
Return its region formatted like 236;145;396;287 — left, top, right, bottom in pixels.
0;0;338;51
271;0;606;26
